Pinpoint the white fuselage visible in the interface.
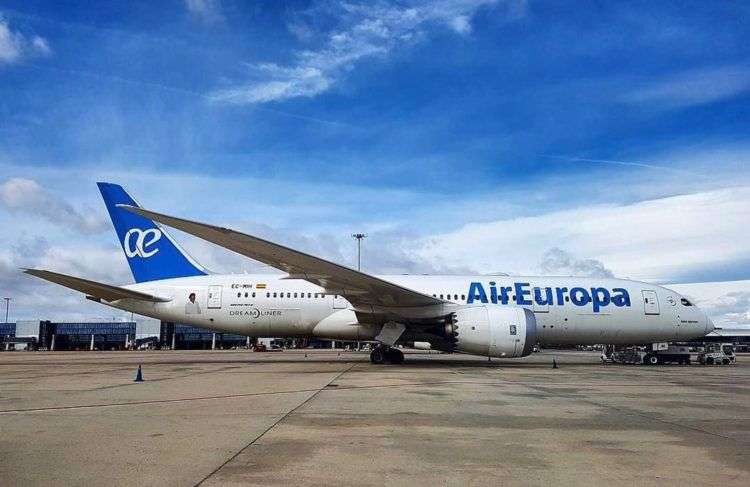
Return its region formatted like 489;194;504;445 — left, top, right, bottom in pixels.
108;274;712;347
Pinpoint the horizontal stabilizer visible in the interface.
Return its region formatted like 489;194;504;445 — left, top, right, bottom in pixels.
23;269;172;303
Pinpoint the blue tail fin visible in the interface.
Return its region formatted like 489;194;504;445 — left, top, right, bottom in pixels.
97;182;208;283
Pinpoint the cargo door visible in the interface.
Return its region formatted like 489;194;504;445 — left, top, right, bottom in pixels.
642;290;659;315
207;285;223;309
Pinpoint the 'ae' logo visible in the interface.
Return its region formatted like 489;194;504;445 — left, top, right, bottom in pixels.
124;228;162;258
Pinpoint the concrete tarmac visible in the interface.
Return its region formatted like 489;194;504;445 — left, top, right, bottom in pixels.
1;349;748;486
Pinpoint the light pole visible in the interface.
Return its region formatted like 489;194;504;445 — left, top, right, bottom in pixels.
351;234;367;352
351;233;367;271
3;297;10;324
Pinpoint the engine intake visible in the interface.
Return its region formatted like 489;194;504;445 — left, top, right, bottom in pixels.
450;305;537;358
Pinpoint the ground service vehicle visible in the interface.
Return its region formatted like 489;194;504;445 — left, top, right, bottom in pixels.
612;343;691;365
697;343;736;365
643;343;691;365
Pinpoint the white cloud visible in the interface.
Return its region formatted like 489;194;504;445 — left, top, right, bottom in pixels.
620;65;750;109
414;186;750;281
211;64;332;104
31;35;50;55
0;17;51;64
448;15;472;34
185;0;224;24
539;247;614;278
209;0;504;104
0;178;108;234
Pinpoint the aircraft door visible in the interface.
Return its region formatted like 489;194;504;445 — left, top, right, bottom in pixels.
207;285;223;309
642;290;659;315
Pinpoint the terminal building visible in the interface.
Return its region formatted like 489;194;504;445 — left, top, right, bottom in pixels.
160;323;249;350
1;320;349;351
1;321;255;351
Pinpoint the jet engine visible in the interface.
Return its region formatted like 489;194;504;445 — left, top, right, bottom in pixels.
445;305;537;358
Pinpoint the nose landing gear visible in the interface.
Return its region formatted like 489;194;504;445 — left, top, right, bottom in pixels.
370;345;404;365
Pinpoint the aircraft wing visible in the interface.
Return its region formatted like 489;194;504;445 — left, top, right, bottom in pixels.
23;269;171;303
119;205;443;309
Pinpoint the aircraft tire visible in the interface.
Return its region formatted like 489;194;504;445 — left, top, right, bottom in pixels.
370;348;386;365
386;348;404;365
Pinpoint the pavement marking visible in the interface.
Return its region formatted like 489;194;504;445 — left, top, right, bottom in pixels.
0;389;322;414
3;377;739;414
193;363;357;487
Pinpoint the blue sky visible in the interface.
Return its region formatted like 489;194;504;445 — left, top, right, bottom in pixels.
0;1;749;321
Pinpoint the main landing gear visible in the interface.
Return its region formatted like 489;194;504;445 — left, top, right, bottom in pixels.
370;345;404;365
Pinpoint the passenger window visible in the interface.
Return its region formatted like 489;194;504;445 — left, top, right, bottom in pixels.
454;294;458;300
245;292;249;298
273;292;277;298
439;294;444;299
287;293;291;298
294;293;298;298
237;292;241;298
252;292;256;298
461;294;465;301
308;293;312;298
510;325;517;335
265;292;269;298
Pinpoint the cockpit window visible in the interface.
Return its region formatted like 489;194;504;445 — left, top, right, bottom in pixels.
681;298;693;306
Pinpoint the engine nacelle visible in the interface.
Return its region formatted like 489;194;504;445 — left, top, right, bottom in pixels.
448;306;537;358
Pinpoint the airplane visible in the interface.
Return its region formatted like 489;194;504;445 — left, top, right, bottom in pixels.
24;182;714;364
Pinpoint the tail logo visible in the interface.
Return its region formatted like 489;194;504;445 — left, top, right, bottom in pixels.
124;228;162;258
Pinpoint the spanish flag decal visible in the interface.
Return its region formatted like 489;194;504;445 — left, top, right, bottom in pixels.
256;283;267;289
